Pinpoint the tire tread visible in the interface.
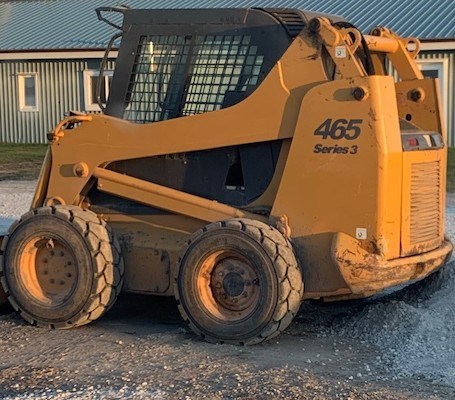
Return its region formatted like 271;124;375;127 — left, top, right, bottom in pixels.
0;205;124;329
175;218;303;345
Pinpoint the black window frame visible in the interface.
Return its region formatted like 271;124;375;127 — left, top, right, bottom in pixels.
105;8;300;121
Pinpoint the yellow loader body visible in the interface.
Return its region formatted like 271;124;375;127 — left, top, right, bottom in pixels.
0;8;451;343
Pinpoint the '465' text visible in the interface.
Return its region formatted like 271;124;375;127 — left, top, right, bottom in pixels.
313;118;362;155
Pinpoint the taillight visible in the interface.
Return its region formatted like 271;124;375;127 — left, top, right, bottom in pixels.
406;137;419;147
401;132;443;151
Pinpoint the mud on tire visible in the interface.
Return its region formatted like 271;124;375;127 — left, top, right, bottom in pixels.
175;218;304;345
0;205;124;328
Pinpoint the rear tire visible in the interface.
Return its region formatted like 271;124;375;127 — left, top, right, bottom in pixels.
0;285;9;313
175;218;303;345
0;206;124;328
0;285;7;306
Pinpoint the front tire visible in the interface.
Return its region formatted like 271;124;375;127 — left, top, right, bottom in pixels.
0;206;124;328
175;219;303;345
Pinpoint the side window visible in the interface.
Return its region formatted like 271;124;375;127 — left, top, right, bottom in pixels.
123;35;265;123
182;35;264;116
124;36;188;123
18;73;39;112
83;70;113;111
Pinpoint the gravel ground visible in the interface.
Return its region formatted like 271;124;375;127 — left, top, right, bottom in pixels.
1;181;455;399
0;181;35;233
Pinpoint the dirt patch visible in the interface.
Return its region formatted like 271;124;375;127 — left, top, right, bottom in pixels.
1;295;453;399
0;162;42;181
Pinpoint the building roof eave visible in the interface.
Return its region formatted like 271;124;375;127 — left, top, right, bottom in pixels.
419;40;455;51
0;49;118;61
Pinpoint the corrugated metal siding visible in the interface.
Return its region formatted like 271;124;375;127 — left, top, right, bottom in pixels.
416;51;455;146
0;59;115;143
0;0;454;51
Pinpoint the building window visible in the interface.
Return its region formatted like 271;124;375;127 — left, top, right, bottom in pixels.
18;73;39;112
417;59;449;130
83;70;113;111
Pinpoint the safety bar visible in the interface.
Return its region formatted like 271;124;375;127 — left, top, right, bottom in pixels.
96;6;129;31
97;32;123;112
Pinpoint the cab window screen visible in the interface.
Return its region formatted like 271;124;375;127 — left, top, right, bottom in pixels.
124;35;187;123
124;34;264;123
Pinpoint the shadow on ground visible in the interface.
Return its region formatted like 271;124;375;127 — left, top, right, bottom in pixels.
0;217;15;234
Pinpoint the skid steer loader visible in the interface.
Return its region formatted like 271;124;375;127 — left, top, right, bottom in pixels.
0;7;452;345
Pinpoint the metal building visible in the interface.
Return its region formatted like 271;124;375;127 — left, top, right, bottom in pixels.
0;0;454;144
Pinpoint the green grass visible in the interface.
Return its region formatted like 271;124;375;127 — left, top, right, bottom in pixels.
0;144;47;180
447;147;455;192
0;143;47;164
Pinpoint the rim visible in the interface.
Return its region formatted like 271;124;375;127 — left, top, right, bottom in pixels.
18;235;78;306
196;250;260;322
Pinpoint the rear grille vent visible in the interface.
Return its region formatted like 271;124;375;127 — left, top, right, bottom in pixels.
409;161;441;244
262;9;306;37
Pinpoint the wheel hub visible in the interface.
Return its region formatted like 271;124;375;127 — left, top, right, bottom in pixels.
222;272;245;297
209;256;259;314
19;236;78;305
